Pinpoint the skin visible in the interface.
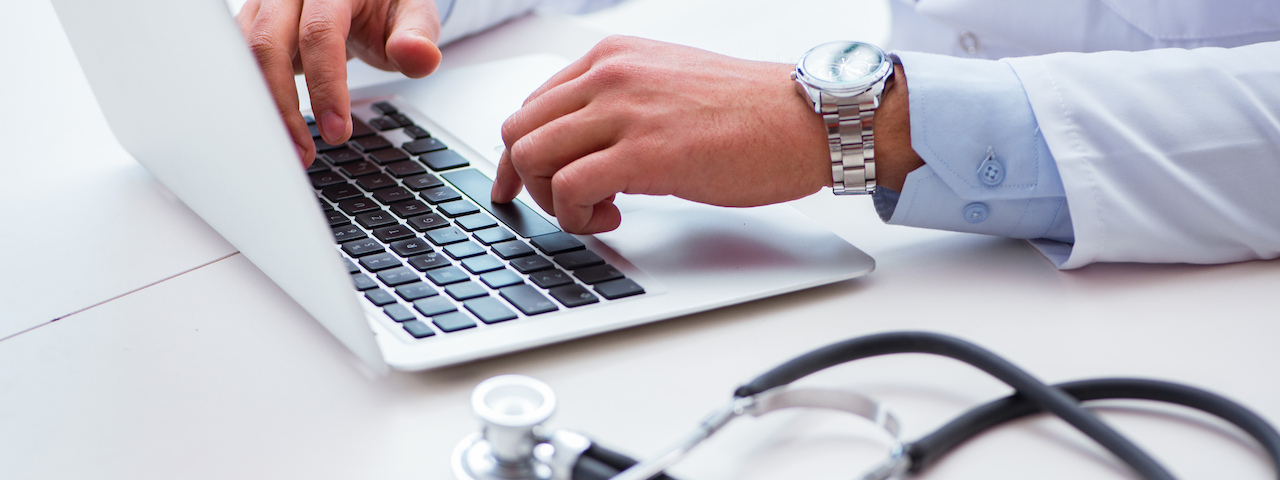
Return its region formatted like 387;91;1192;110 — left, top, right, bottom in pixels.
235;2;923;232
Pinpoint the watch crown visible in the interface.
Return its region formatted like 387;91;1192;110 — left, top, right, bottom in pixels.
790;71;797;81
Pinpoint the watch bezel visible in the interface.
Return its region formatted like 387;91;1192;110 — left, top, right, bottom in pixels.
794;41;893;96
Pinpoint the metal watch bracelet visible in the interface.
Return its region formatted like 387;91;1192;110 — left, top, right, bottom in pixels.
824;90;878;195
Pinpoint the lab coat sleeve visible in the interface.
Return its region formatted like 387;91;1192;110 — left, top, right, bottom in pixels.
1005;42;1280;268
437;0;628;46
882;52;1076;255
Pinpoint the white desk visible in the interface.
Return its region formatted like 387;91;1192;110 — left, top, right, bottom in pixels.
3;1;1279;479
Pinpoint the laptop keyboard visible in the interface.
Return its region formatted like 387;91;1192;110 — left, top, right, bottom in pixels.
308;100;644;340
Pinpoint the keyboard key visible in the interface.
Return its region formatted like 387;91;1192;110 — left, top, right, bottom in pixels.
438;200;481;218
425;265;468;285
340;160;381;178
403;125;432;139
530;232;585;255
322;147;364;165
321;183;363;202
407;213;449;231
432;311;476;332
374;224;415;242
325;210;350;227
310;171;346;188
358;252;401;271
389;113;415;127
420;150;470;171
479;269;523;289
426;226;468;245
457;214;499;231
370;116;400;131
390;238;433;257
351;273;377;290
395;282;438;301
356;173;396;191
402;137;447;155
371;101;397;115
384;304;416;322
342;257;360;274
308;122;321;138
444;241;486;259
305;114;316;124
407;252;451;271
441;170;561;238
500;284;559;316
391;200;431;218
420;185;462;204
364;288;397;306
413;296;457;317
368;148;410;165
314;137;345;152
350;117;376;138
332;225;367;243
338;197;379;215
528;269;573;289
491;240;535;260
446;281;489;300
554;250;605;270
574;264;624;284
306;159;331;173
355;210;397;229
351;135;392;153
376;267;420;286
474;227;515;245
402;320;436;338
461;254;504;274
510;255;554;274
594;278;645;300
373;186;415;204
385;160;427;178
341;238;384;257
464;297;518;324
549;284;600;307
402;173;443;190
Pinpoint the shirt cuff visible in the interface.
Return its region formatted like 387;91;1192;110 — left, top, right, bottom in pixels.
881;51;1075;246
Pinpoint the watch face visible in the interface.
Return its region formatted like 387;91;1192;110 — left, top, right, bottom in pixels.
798;41;889;91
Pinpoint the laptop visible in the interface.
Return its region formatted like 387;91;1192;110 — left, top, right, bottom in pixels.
49;0;875;372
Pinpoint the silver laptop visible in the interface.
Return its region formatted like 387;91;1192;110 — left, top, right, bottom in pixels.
50;0;874;372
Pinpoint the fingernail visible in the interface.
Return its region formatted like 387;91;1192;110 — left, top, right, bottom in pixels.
321;111;345;143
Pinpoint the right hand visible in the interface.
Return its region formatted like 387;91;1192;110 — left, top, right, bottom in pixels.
235;0;444;166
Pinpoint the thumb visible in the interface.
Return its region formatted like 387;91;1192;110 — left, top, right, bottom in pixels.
385;0;443;78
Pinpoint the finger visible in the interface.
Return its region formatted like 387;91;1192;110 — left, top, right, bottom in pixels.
506;107;620;213
245;0;316;164
384;0;442;78
500;74;595;149
234;0;261;35
298;0;355;146
521;53;594;108
491;149;525;203
550;146;640;233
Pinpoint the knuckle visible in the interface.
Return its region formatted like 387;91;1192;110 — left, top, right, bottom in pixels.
246;30;285;64
593;35;635;57
298;11;341;50
500;117;521;147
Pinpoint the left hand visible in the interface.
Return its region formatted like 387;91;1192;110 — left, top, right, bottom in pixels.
491;36;833;234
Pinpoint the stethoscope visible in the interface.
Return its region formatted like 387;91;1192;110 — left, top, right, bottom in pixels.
453;331;1280;480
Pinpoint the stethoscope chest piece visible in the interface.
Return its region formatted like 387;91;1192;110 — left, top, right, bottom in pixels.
453;374;567;480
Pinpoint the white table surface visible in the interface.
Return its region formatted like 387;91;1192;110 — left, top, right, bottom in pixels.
3;1;1279;479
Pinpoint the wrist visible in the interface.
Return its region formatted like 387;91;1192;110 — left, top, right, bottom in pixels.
872;64;924;192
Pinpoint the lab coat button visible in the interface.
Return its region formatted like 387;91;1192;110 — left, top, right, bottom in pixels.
964;203;989;224
978;154;1004;186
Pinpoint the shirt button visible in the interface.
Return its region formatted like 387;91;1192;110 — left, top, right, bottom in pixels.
977;151;1004;186
964;203;989;224
958;31;980;55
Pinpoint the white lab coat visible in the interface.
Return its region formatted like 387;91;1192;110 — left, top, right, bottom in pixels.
444;0;1280;268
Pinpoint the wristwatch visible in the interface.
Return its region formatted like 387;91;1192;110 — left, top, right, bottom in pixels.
792;41;895;195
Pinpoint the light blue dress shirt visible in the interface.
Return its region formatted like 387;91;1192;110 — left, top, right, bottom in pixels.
875;52;1074;244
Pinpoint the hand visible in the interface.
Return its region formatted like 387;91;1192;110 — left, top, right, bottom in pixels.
492;36;922;234
235;0;444;165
